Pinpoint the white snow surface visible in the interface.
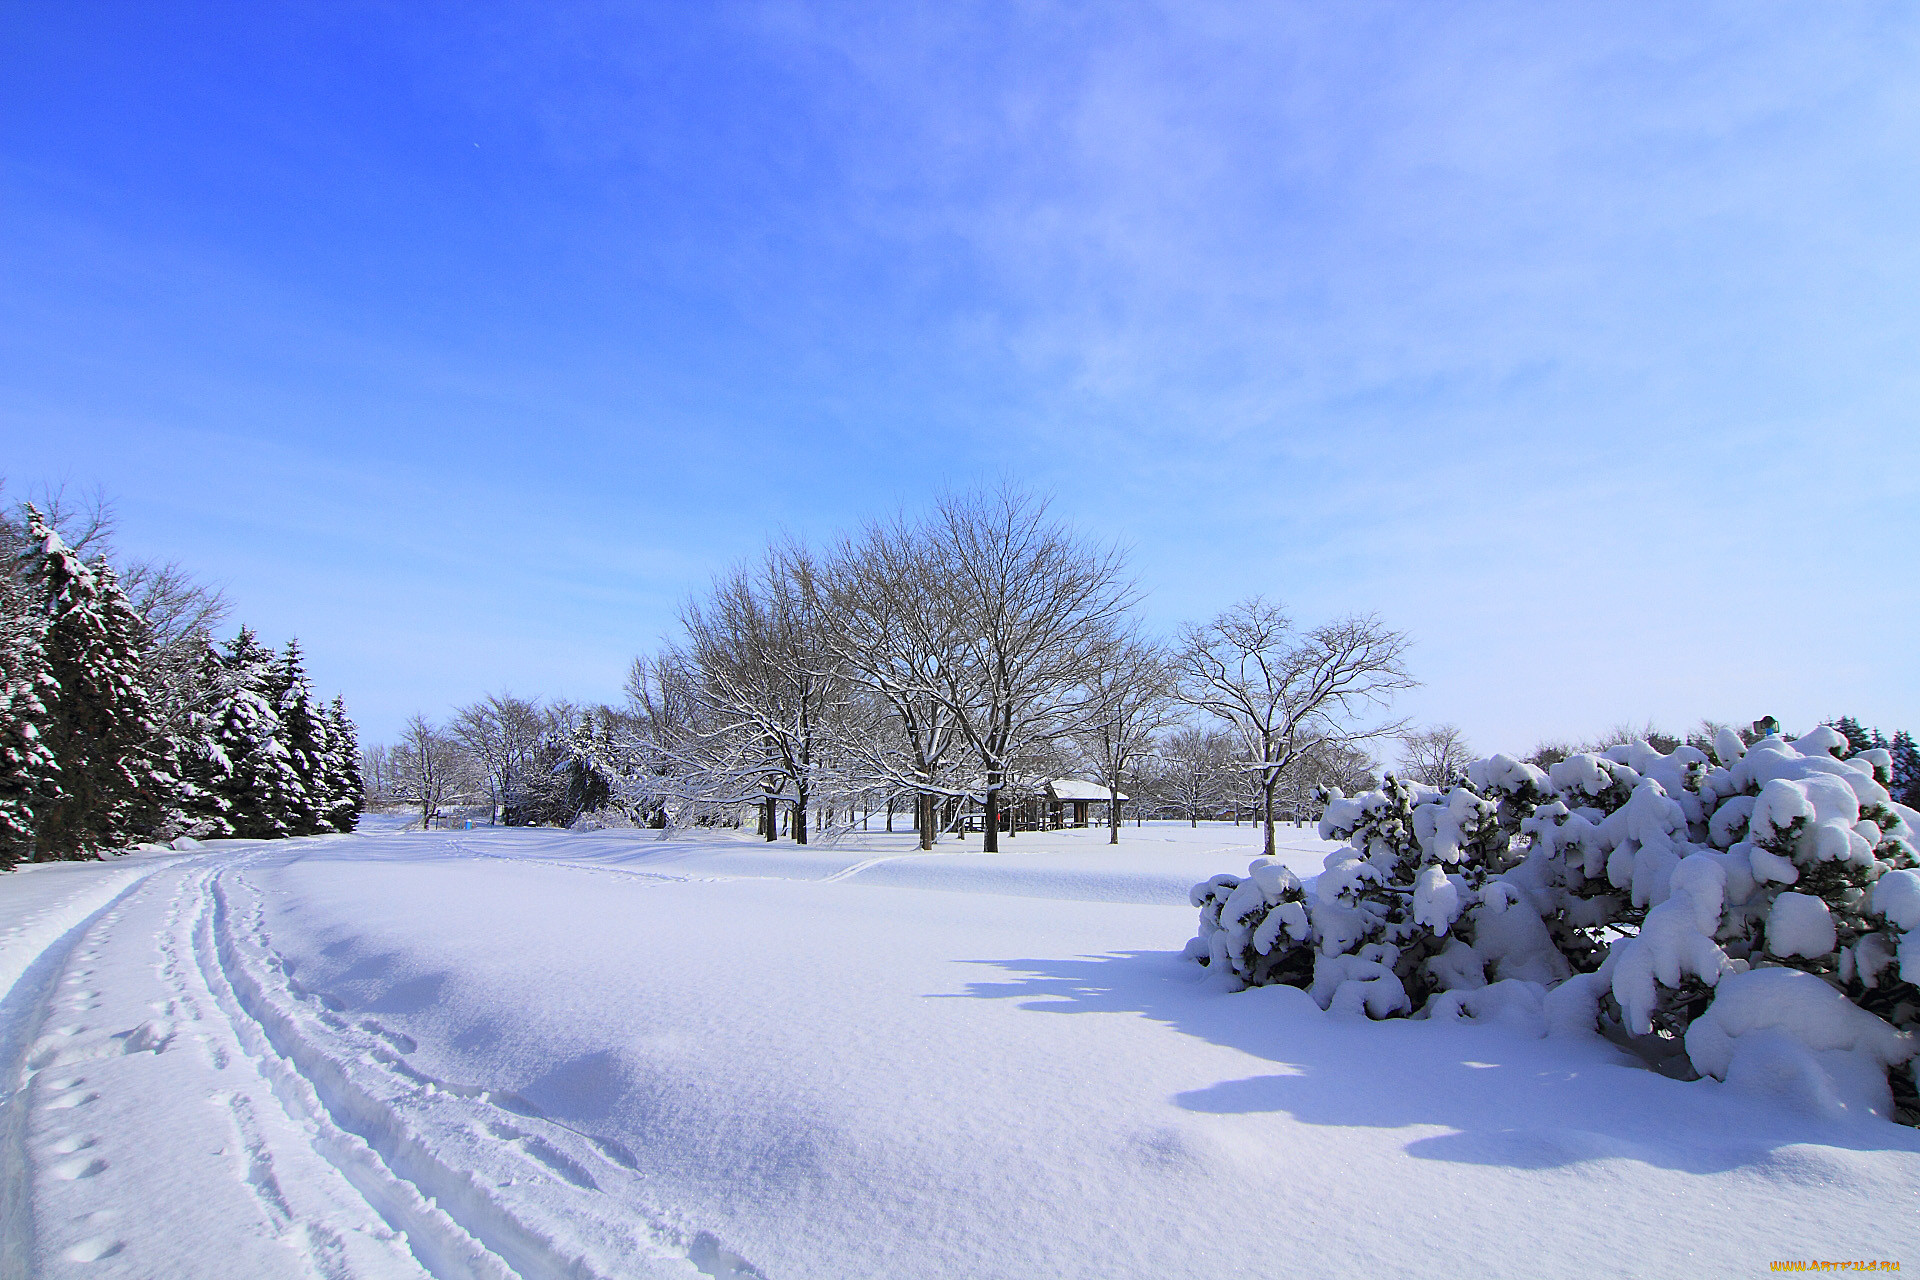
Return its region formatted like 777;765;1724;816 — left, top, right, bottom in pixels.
1686;968;1915;1120
2;821;1916;1279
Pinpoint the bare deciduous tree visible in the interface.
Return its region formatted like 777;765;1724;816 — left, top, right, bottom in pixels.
820;514;972;850
1072;639;1176;844
925;487;1135;853
1397;723;1472;787
1176;598;1415;859
452;693;548;823
1526;738;1575;769
678;544;844;844
1295;738;1379;797
359;743;397;804
394;714;467;831
1157;726;1235;826
1588;720;1680;754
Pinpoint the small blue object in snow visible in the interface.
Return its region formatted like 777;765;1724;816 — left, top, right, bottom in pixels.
464;819;472;829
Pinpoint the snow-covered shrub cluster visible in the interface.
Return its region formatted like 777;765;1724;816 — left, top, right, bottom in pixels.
1186;726;1920;1123
1;505;362;866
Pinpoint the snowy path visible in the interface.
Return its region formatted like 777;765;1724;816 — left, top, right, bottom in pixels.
2;824;1918;1279
1;845;745;1280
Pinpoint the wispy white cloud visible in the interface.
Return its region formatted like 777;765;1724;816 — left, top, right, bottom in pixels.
5;0;1915;747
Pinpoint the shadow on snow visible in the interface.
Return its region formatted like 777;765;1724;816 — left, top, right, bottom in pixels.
945;948;1920;1174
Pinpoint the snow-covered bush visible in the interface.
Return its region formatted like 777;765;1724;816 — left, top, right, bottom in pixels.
1591;727;1918;1115
1184;724;1920;1123
567;806;639;832
1186;861;1315;991
1188;768;1570;1018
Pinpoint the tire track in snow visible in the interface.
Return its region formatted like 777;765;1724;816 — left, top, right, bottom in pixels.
818;849;951;883
201;855;766;1280
190;856;516;1280
159;865;384;1280
438;837;718;888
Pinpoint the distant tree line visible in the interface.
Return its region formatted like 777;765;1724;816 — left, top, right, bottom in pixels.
360;696;620;832
375;487;1416;856
0;489;362;868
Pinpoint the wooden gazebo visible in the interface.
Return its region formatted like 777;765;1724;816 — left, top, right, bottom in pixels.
1044;778;1126;829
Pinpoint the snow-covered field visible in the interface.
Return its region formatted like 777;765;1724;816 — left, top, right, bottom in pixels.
2;820;1916;1279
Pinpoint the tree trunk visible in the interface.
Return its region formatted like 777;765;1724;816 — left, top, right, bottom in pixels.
1108;787;1121;844
1262;770;1277;860
918;791;933;850
794;780;809;845
763;795;777;841
983;787;1000;852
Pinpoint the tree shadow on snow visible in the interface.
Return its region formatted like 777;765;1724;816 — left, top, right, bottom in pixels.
948;950;1920;1174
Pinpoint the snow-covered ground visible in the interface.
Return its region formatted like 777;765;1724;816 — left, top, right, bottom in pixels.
2;820;1916;1279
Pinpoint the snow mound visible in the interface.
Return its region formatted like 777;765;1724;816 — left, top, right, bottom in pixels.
1686;968;1916;1120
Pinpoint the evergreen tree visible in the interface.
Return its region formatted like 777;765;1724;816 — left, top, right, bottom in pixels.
97;562;188;840
1892;730;1920;811
211;627;300;839
541;710;613;824
173;637;236;838
1830;716;1887;757
269;639;326;836
323;696;363;832
0;574;59;868
16;507;180;856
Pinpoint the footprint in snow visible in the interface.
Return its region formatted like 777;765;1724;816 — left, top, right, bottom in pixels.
485;1121;601;1190
64;1237;123;1262
47;1090;99;1109
360;1021;418;1053
689;1232;766;1280
46;1135;95;1155
589;1134;639;1169
111;1021;174;1054
53;1156;107;1180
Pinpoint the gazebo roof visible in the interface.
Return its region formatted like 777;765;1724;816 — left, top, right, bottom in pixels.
1045;778;1126;802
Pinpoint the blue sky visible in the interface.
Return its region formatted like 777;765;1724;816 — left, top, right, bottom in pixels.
4;1;1917;753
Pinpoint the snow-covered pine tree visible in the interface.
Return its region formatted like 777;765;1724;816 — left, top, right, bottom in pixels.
502;720;577;826
1830;716;1887;757
16;507;182;856
97;562;189;840
323;696;362;832
1185;724;1920;1122
1892;731;1920;811
269;639;326;836
0;571;59;868
171;637;236;838
211;627;301;839
563;709;616;822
